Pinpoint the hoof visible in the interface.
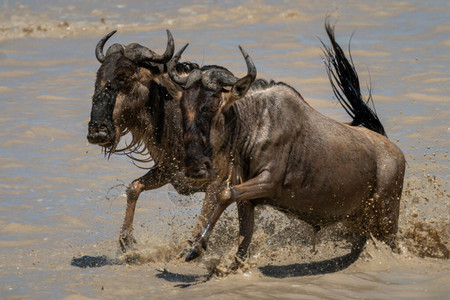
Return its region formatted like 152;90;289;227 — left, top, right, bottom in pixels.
185;250;201;262
230;255;245;271
118;235;137;253
178;248;189;259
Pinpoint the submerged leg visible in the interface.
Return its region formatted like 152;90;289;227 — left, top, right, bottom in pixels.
119;166;168;252
192;181;221;238
371;158;405;249
311;225;321;254
236;200;255;259
371;190;402;249
184;186;235;261
350;234;367;256
186;171;274;261
229;200;256;270
179;182;220;259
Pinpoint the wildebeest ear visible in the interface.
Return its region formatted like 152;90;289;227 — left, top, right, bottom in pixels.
228;74;253;103
161;75;183;100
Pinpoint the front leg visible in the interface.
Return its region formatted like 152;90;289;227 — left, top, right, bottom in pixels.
192;180;222;237
178;181;221;259
186;170;274;261
119;166;169;252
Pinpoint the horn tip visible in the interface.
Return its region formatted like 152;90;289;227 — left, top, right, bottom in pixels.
238;45;249;56
166;29;173;39
180;43;189;52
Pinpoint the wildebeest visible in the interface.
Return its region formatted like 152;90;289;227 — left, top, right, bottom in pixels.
87;30;215;251
169;22;406;262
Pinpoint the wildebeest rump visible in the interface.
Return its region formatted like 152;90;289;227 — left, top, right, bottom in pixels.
169;22;406;262
87;30;214;251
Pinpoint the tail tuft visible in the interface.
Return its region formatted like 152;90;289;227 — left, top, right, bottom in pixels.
321;20;387;137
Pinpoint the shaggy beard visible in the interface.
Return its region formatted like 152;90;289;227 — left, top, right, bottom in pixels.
101;125;155;168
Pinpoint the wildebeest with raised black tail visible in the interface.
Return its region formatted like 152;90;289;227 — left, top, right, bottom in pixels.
169;22;406;262
87;30;215;252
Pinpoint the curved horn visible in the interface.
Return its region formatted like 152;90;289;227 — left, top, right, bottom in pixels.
95;30;117;63
168;43;190;85
144;29;175;63
238;45;257;82
124;30;175;64
225;46;257;103
154;29;175;63
202;46;255;91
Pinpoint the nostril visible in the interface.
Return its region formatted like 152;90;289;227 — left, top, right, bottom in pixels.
185;164;209;179
93;125;108;134
87;123;110;144
89;123;109;134
96;131;107;139
199;164;207;174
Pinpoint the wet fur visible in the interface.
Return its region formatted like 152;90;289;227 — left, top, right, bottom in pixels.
89;45;217;251
181;23;406;262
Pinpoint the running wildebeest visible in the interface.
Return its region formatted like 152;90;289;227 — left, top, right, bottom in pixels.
87;30;216;251
169;22;406;262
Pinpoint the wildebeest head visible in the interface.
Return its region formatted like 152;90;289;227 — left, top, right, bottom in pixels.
168;44;256;179
87;30;174;154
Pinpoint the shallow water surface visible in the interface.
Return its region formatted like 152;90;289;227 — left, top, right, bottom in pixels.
0;0;449;299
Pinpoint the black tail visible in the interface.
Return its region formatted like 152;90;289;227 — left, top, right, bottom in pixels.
321;20;386;137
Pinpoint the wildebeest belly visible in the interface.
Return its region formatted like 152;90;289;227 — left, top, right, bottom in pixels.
274;183;372;226
273;151;377;224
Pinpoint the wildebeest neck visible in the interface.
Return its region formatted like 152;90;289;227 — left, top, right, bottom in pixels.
110;79;173;161
145;80;168;145
210;84;312;181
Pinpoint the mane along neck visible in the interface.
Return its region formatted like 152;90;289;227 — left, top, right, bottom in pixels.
117;79;171;164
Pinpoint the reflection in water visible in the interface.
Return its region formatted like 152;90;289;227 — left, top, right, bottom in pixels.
0;0;448;299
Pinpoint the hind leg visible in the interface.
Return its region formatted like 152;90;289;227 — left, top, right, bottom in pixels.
234;200;255;266
370;190;401;248
370;158;405;248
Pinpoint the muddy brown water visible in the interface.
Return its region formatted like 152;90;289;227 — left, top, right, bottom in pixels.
0;0;448;299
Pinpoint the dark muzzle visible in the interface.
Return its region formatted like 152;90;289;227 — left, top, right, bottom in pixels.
185;156;211;179
87;83;117;146
87;121;114;146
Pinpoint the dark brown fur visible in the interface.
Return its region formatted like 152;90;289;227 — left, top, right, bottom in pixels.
172;23;406;262
87;31;212;251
